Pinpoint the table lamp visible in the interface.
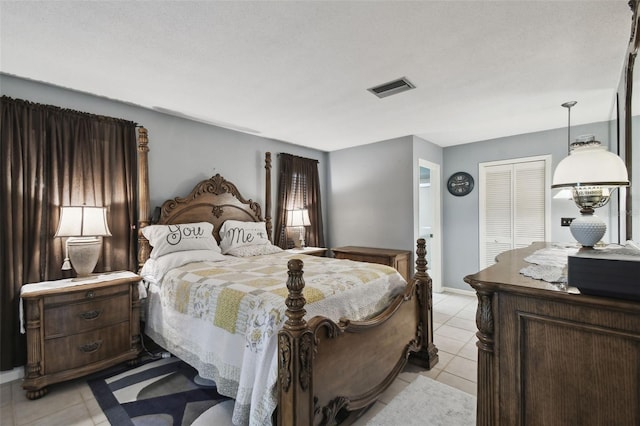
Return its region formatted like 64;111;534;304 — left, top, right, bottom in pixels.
55;206;111;277
287;209;311;248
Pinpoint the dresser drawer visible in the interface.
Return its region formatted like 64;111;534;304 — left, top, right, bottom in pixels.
44;293;130;338
335;252;389;265
43;321;130;374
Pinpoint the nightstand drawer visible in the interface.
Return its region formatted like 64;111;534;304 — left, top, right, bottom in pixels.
43;283;130;306
44;293;130;338
43;321;130;374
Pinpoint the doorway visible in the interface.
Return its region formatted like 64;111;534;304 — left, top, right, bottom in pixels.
417;159;442;292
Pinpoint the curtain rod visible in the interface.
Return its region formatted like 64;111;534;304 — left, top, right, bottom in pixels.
2;95;138;127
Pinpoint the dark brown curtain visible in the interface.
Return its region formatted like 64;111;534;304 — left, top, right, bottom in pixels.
0;96;138;371
275;153;324;249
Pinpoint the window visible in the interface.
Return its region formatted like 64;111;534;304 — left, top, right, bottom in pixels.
274;153;324;249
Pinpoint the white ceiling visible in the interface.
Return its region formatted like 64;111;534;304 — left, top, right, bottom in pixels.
0;1;633;151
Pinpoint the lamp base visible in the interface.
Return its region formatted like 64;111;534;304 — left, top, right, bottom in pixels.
67;237;102;277
294;227;306;249
570;213;606;248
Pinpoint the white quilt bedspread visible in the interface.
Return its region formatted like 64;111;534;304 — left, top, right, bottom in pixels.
144;251;406;426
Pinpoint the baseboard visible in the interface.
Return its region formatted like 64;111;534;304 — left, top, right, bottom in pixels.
440;286;476;297
0;366;23;384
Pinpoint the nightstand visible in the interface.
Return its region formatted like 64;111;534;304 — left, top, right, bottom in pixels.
287;247;327;257
20;271;142;399
332;246;411;280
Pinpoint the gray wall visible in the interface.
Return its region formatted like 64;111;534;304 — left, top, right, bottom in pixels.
442;121;617;290
412;135;444;246
1;74;328;237
327;135;444;259
413;135;444;164
328;136;414;251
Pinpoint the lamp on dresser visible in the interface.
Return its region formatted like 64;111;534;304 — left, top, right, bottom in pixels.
552;135;629;247
287;208;311;248
54;205;111;277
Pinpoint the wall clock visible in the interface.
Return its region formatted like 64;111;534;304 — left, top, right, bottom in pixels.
447;172;474;196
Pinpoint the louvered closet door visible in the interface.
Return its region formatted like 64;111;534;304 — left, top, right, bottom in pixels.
479;157;550;269
514;161;546;248
481;164;513;268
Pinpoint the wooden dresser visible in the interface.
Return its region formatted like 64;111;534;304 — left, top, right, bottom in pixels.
21;271;142;399
464;243;640;426
332;246;411;280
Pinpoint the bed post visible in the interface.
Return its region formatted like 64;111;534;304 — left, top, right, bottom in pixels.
277;259;315;426
265;152;272;241
409;238;439;369
137;127;151;273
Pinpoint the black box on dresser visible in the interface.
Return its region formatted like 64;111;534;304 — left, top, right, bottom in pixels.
568;246;640;301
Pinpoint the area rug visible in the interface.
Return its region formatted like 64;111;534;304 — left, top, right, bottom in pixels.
88;356;232;426
367;375;476;426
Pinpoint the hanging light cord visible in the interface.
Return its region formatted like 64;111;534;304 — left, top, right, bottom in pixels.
561;101;577;155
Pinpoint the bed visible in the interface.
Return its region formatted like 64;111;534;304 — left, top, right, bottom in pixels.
135;128;439;425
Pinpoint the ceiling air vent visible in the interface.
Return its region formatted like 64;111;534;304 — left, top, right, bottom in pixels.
367;77;416;99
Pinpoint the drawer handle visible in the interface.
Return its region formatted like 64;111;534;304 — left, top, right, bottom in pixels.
86;290;95;299
79;310;102;320
79;340;102;353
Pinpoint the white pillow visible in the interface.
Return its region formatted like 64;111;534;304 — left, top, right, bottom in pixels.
142;222;220;258
219;220;270;254
225;243;283;257
140;249;227;283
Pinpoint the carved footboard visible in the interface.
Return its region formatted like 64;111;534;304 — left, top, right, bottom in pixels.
278;238;438;425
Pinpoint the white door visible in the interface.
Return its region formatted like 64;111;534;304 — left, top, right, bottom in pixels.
479;155;551;269
418;159;442;292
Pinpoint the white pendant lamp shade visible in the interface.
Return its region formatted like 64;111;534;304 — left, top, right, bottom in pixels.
552;137;629;189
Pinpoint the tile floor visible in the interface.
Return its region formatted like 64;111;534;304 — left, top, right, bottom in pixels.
352;291;477;425
0;291;477;426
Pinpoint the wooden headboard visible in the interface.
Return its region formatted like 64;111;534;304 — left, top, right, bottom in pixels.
136;127;273;270
154;174;265;241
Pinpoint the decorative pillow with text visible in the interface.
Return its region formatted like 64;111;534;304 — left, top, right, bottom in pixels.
219;220;270;254
142;222;220;258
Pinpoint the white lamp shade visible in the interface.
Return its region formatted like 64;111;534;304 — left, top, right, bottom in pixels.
55;206;112;237
552;142;629;188
287;209;311;227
